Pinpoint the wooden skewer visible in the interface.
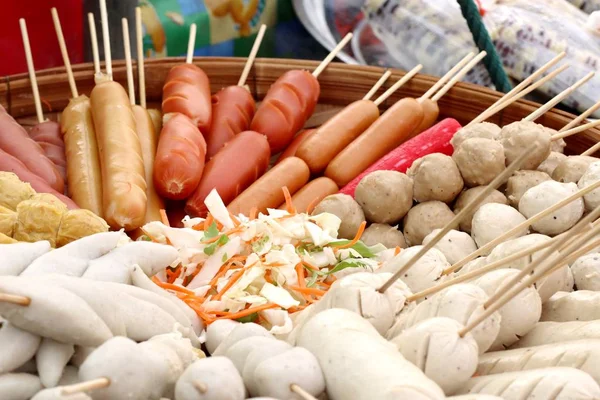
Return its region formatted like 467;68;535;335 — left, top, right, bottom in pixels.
582;138;600;156
419;52;475;101
186;23;197;65
192;380;207;394
551;119;600;141
525;71;595;122
0;293;31;306
431;51;487;102
98;0;112;80
378;143;538;293
373;64;423;107
468;64;569;127
135;7;146;108
51;8;78;99
61;377;111;395
560;98;600;132
443;178;600;275
122;18;135;106
88;13;101;76
290;384;318;400
312;33;353;78
19;19;44;124
238;24;267;87
363;70;392;101
459;215;600;338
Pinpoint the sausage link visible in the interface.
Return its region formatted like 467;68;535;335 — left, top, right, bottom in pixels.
133;105;164;223
278;177;338;213
325;98;424;187
0;105;64;193
0;148;78;209
29;121;67;183
250;70;319;153
227;156;310;216
205;85;256;159
154;113;207;200
296;100;380;174
275;128;315;164
185;130;270;217
60;95;103;216
90;81;147;230
412;99;439;137
162;64;212;134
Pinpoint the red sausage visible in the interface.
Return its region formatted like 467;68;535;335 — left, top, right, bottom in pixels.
0;105;64;193
154;113;207;200
205;86;256;159
29;121;67;182
185;130;270;217
250;70;320;153
275;128;316;164
0;147;78;209
162;64;212;134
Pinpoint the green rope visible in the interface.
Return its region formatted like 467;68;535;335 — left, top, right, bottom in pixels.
457;0;513;93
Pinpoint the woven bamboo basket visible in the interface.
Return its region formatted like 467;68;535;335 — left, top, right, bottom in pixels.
1;57;599;156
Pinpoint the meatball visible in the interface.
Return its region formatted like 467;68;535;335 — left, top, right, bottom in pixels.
537;151;567;176
312;194;365;240
505;170;552;208
422;228;477;265
571;253;600;291
403;201;455;246
578;161;600;212
453;138;506;187
499;121;551;170
471;203;528;251
407;153;464;203
543;127;566;154
454;187;508;233
552;155;597;183
450;122;501;149
361;223;407;249
354;170;413;224
519;181;584;235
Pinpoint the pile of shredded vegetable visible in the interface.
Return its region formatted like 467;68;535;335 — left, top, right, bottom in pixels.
140;189;398;334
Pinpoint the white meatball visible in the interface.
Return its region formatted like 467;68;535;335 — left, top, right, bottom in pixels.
553;155;598;183
451;122;501;149
393;317;479;395
537;151;567;176
505;170;551;208
544;127;566;154
423;229;478;265
578;161;600;211
519;181;584;235
563;266;575;292
456;257;488;276
571;253;600;291
379;245;450;293
471;203;528;252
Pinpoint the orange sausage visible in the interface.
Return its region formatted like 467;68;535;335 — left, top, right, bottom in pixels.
275;128;316;164
412;98;440;137
162;64;212;134
250;70;320;153
296;100;380;174
278;177;338;213
205;85;256;159
325;98;424;187
227;156;310;216
154;113;207;200
185;130;270;217
0;105;64;193
60;95;103;216
133;105;165;223
90;81;147;230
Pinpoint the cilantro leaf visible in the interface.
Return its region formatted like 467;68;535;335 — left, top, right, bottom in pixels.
328;258;372;275
236;312;258;323
328;240;380;258
202;221;219;241
203;234;230;256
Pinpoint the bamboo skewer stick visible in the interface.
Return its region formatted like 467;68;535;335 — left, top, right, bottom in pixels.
560;98;600;132
98;0;112;79
363;70;392;101
312;33;353;78
238;24;267;87
19;19;44;123
88;13;101;76
431;51;487;102
582;138;600;156
61;378;111;395
291;384;319;400
552;119;600;141
373;64;423;107
51;8;78;99
135;7;146;108
186;23;197;64
378;143;538;293
0;293;31;306
122;18;135;106
419;52;475;101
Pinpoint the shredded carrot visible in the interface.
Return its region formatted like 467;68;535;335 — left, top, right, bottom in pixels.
306;197;320;215
152;277;196;295
249;207;258;220
159;209;170;227
264;270;275;285
301;260;319;271
212;261;257;301
214;303;278;320
186;301;216;324
282;186;297;214
204;213;214;231
208;261;234;287
394;246;402;256
294;262;313;302
166;266;182;284
287;285;326;296
288;304;309;313
229;212;241;227
331;221;367;249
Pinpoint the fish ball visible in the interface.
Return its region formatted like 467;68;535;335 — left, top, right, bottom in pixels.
423;229;477;265
537;151;567;176
454;187;508;233
505;170;551;208
571;253;600;291
471;203;528;252
552;155;597;183
578;161;600;211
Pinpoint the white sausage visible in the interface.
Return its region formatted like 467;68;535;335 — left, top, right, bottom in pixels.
224;336;279;373
243;340;292;396
542;290;600;322
297;308;445;400
205;320;239;355
378;246;449;292
212;323;273;356
0;320;40;374
0;373;43;400
174;357;245;400
457;367;600;399
386;284;501;354
510;320;600;349
392;317;479;395
0;241;51;276
36;338;75;388
478;339;600;383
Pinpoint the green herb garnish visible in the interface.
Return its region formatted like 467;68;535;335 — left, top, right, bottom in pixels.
204;234;230;256
236;312;258;323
